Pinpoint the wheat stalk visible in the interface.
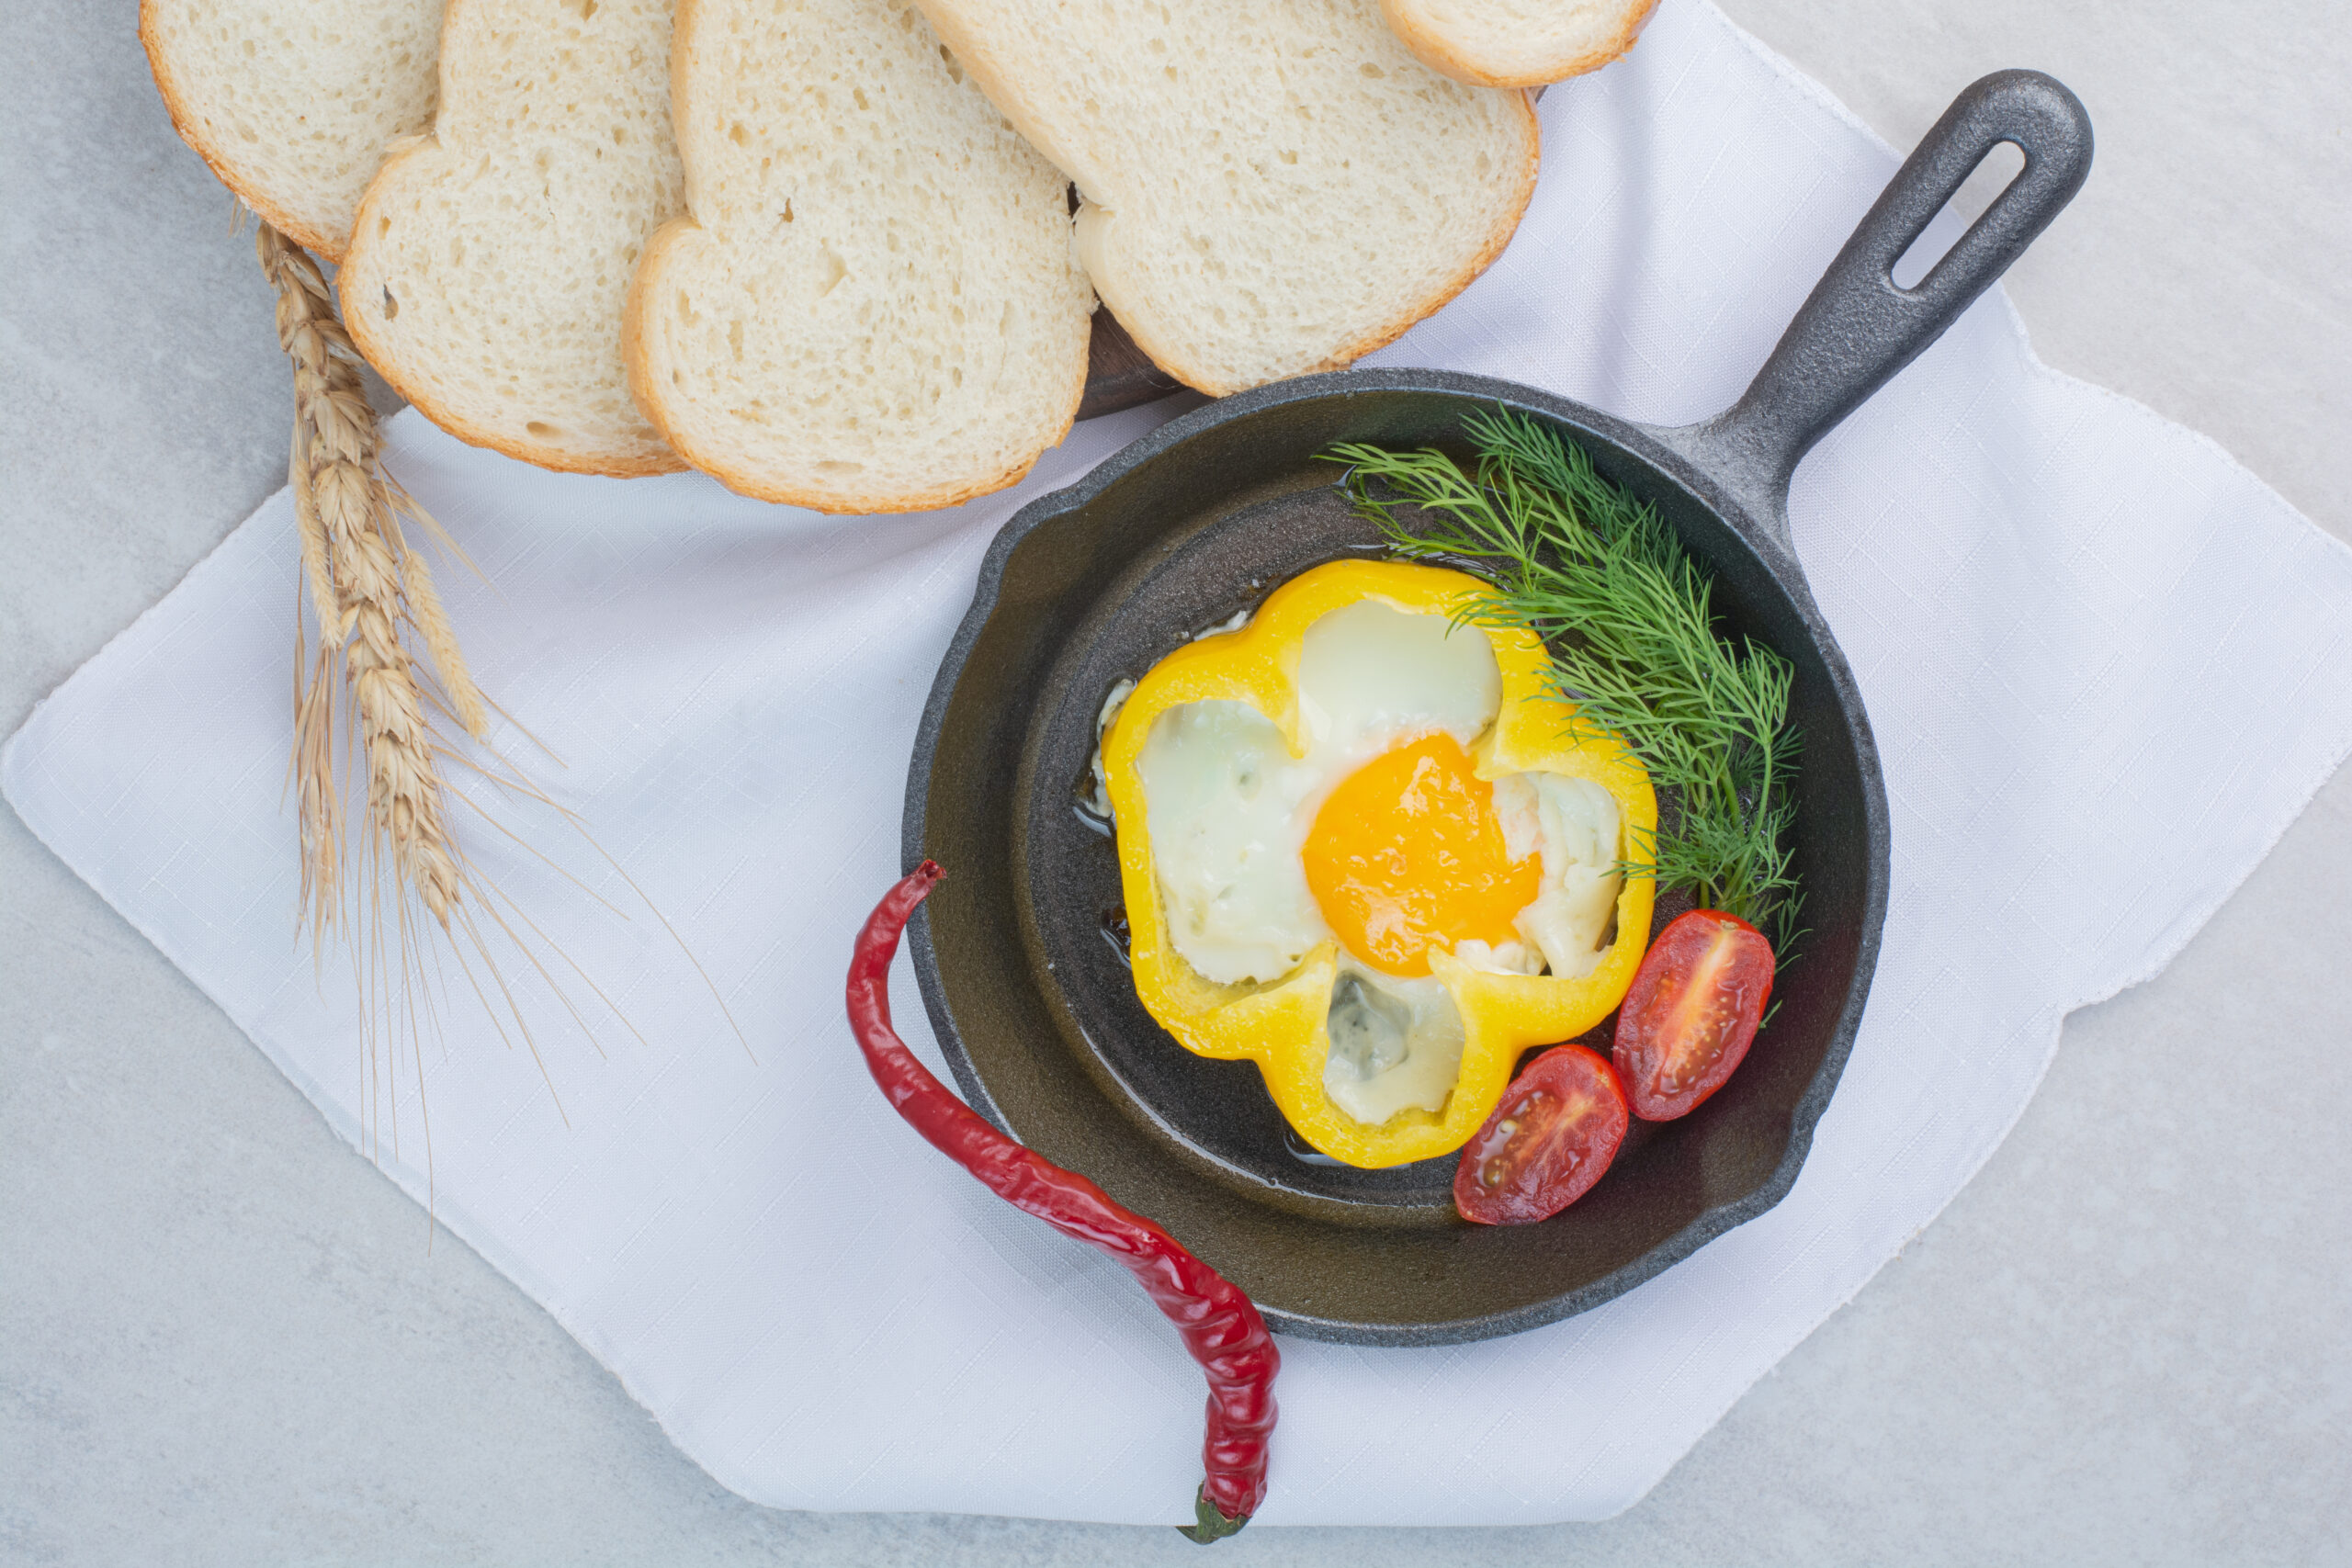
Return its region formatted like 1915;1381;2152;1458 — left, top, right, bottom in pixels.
259;219;514;1179
251;220;749;1190
260;221;485;936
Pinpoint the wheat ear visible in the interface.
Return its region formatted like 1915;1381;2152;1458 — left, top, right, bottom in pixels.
253;221;749;1183
259;222;486;932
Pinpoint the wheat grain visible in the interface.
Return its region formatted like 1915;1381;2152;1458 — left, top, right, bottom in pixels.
252;219;751;1192
260;221;476;929
395;511;490;739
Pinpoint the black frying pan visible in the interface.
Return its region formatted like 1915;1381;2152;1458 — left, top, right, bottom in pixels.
903;72;2092;1346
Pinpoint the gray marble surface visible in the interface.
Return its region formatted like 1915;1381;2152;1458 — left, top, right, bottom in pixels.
4;1;2347;1562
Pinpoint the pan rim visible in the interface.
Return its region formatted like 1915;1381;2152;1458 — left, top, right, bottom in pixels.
902;367;1890;1346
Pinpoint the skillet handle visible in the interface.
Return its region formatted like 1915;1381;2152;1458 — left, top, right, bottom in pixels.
1675;70;2092;544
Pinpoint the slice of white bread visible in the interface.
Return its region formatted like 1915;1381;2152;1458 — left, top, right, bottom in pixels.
910;0;1539;397
626;0;1093;513
338;0;686;476
1381;0;1658;88
140;0;442;258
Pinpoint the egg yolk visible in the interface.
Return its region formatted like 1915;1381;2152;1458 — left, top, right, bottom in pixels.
1302;733;1542;977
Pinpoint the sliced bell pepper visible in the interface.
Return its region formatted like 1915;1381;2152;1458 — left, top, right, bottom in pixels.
1102;559;1657;1168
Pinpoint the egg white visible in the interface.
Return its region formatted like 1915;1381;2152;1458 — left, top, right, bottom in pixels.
1123;598;1626;1123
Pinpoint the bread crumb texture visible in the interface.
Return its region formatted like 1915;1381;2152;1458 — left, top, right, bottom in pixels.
1380;0;1658;88
628;0;1092;513
915;0;1539;394
141;0;443;257
339;0;686;475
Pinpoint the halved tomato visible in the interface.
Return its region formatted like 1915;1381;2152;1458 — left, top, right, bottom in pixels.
1452;1044;1629;1225
1612;910;1776;1121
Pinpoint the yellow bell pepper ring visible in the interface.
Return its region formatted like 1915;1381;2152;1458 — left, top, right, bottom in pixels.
1102;559;1657;1168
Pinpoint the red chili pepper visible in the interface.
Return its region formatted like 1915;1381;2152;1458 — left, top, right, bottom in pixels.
847;862;1279;1543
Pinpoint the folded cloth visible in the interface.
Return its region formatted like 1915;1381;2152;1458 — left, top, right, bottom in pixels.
11;0;2352;1527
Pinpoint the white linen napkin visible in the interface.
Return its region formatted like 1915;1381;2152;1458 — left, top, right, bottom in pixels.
12;0;2352;1527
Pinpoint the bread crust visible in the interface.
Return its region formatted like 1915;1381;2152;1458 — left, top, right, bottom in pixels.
140;0;349;258
920;1;1543;398
624;217;1088;513
343;139;688;479
336;0;688;479
1110;88;1539;397
1379;0;1660;90
621;0;1089;514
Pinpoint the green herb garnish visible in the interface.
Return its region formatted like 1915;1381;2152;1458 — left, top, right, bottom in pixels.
1326;409;1803;948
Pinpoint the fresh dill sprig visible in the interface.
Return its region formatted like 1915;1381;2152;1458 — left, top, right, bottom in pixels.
1325;409;1804;949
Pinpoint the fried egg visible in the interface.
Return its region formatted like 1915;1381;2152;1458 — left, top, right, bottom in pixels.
1126;596;1624;1124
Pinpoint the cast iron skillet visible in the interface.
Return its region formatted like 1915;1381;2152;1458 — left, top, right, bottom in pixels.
904;72;2092;1346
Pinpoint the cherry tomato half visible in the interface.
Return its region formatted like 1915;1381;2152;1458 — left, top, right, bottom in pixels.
1612;909;1776;1121
1453;1044;1629;1225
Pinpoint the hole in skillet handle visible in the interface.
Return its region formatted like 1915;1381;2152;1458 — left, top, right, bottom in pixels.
1891;140;2028;289
1668;70;2092;542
